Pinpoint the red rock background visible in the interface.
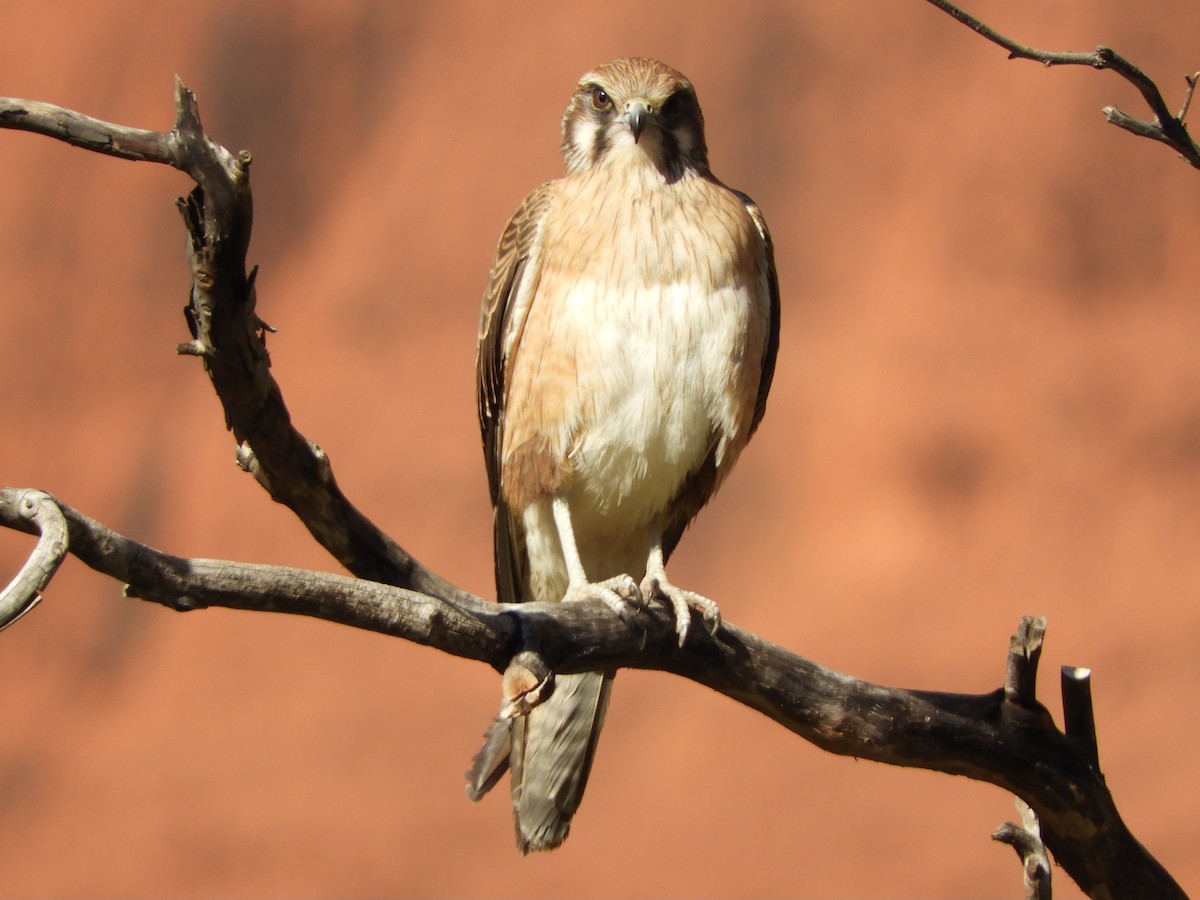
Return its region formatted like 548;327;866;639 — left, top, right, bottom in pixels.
1;2;1197;897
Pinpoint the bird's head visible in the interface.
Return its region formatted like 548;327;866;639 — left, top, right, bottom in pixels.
560;57;709;181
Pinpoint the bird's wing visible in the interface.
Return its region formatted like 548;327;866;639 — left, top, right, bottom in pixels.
735;189;781;437
469;181;615;852
476;182;555;605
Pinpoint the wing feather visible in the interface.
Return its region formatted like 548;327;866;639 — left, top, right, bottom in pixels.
476;183;555;603
734;189;781;436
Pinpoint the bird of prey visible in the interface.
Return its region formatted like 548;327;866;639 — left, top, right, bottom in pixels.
467;57;780;853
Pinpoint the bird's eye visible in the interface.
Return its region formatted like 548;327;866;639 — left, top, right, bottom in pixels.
590;86;612;110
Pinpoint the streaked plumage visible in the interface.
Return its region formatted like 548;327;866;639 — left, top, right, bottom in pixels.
468;57;780;853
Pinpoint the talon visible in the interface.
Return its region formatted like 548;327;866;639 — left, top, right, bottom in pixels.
641;574;721;648
670;592;692;646
562;574;643;625
695;596;721;633
609;574;644;606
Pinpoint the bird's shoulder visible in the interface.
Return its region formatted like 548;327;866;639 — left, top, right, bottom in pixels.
723;184;780;434
726;186;773;250
477;181;558;340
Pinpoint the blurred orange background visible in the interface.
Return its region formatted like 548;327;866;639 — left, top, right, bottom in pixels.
1;2;1197;897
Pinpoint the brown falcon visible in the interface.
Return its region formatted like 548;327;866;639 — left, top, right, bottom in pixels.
467;57;780;853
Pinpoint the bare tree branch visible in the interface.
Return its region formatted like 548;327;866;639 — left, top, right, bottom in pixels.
925;0;1200;168
994;798;1054;900
0;490;67;631
1178;72;1200;123
0;94;196;165
0;70;1190;898
0;485;1186;898
1061;665;1101;770
1;83;470;602
1003;613;1045;708
0;487;503;662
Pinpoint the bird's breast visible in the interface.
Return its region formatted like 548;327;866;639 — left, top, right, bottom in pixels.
561;277;753;527
500;173;767;537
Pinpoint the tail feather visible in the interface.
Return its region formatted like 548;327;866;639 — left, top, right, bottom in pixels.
465;672;614;852
465;717;511;802
510;670;613;853
470;503;616;851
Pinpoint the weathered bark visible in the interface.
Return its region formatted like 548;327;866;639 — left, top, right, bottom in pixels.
1;20;1194;895
0;486;1185;898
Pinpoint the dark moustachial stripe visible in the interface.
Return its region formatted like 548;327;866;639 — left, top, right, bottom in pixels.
590;118;609;166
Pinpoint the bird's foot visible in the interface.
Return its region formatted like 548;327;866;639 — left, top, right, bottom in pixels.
561;574;643;626
641;574;721;647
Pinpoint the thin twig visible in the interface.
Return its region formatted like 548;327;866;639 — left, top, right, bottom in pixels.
1179;72;1200;123
994;798;1053;900
924;0;1200;168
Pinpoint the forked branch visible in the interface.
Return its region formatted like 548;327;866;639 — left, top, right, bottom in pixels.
0;65;1188;900
0;486;1185;899
1;82;469;601
993;798;1053;900
925;0;1200;167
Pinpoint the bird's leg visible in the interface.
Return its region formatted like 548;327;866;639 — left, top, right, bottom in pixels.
551;496;642;621
640;532;721;647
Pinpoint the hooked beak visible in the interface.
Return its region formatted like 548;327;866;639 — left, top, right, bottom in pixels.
625;100;650;143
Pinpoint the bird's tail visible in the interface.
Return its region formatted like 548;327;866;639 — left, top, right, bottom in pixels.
467;669;613;853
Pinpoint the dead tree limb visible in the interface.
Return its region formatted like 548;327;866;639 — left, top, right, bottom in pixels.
925;0;1200;168
0;82;469;602
0;75;1189;899
0;486;1186;899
